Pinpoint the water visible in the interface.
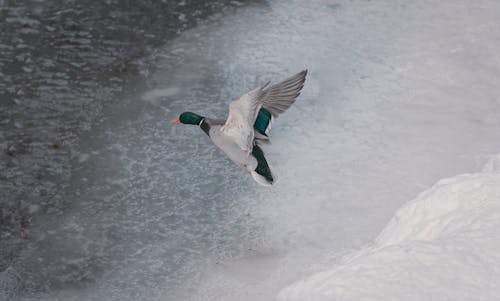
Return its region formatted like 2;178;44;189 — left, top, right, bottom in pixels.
1;0;263;299
2;0;500;300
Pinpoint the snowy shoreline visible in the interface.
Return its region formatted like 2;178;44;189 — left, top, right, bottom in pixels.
279;155;500;301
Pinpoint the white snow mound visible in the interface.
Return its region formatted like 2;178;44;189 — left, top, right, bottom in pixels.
278;155;500;301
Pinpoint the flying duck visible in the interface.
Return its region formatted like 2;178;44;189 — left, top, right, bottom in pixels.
171;70;307;186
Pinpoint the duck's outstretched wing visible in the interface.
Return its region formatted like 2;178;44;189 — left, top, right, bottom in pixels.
261;69;307;117
221;85;267;152
253;70;308;141
221;70;308;151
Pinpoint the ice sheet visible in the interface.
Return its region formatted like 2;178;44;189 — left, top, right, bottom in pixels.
3;0;500;300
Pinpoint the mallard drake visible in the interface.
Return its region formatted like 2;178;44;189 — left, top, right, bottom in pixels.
171;70;307;186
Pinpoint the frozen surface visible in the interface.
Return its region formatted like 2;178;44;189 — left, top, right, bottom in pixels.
1;0;500;300
278;155;500;301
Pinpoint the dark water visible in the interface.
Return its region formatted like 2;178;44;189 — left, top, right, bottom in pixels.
0;1;259;299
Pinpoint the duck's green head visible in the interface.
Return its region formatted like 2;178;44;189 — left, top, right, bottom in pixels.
171;111;204;125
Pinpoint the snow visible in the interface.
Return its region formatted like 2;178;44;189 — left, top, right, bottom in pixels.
2;0;500;300
163;1;500;300
278;155;500;301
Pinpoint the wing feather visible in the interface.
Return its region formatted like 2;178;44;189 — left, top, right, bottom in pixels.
221;70;307;152
261;69;307;117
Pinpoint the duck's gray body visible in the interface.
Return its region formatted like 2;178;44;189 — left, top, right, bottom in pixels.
205;121;258;171
177;70;307;186
211;125;257;167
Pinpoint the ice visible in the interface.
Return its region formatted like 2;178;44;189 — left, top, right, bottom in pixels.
278;155;500;301
77;153;90;163
152;0;500;300
2;0;500;300
142;87;181;106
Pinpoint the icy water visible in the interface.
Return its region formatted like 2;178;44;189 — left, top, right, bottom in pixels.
2;0;500;300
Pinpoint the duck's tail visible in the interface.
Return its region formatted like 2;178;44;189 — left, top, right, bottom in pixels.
251;170;275;186
251;144;275;186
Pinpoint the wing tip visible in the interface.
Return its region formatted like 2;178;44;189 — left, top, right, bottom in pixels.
297;69;308;80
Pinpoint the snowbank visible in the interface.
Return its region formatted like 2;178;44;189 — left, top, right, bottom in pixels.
278;155;500;301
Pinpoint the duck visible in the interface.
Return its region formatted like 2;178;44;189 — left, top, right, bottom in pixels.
171;70;307;186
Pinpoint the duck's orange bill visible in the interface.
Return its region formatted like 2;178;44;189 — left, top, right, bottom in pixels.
170;118;181;125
